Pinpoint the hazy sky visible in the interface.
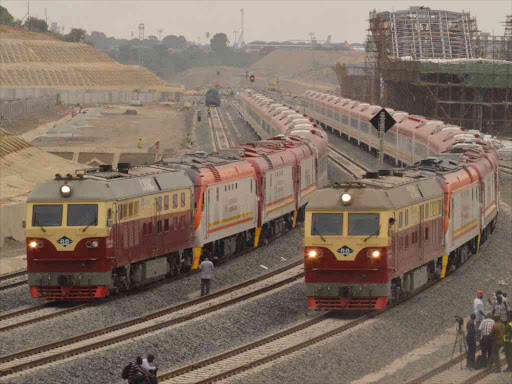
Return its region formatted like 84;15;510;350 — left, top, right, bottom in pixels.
3;0;511;44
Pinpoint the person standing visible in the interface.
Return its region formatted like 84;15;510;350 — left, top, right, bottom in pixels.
479;313;495;367
504;317;512;372
492;291;510;323
489;317;506;373
199;257;214;296
466;313;477;369
474;290;485;329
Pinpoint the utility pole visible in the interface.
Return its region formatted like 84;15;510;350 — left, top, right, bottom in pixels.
45;8;48;26
138;23;145;97
233;30;238;49
378;111;385;168
238;8;245;47
157;28;163;41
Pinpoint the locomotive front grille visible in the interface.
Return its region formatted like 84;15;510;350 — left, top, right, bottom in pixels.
57;275;73;286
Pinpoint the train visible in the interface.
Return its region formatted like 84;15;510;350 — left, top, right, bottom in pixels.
303;90;502;167
205;88;221;107
25;92;328;300
303;92;500;311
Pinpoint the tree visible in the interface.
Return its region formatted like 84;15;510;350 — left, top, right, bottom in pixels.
162;35;187;50
65;28;87;42
210;33;229;54
90;31;107;40
0;6;15;26
23;17;48;33
205;32;210;42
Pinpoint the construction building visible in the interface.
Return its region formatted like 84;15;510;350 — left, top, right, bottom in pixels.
337;7;512;135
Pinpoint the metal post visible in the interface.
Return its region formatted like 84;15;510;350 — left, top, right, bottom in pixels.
378;111;385;168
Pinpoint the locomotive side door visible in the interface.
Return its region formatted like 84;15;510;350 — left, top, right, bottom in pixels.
418;205;424;261
153;197;161;254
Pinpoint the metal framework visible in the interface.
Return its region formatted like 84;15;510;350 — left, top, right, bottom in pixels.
369;7;478;60
337;9;512;135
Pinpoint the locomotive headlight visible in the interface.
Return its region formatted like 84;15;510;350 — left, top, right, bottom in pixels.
60;185;72;197
371;250;380;259
308;250;318;258
341;193;352;205
91;240;99;248
29;241;38;249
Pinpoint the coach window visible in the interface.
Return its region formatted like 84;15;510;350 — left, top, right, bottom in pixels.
399;212;403;228
164;219;169;232
67;204;98;227
311;213;343;236
425;203;429;219
173;194;178;209
134;201;139;216
156;197;163;212
348;213;380;236
129;202;134;218
107;208;112;227
148;222;152;234
425;227;429;241
164;195;170;210
181;192;186;207
32;205;63;227
405;210;409;226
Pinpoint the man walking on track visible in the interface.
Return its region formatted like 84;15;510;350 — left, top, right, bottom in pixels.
199;257;214;296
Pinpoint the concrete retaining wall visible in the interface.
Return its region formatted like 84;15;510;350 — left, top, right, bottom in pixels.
0;88;183;107
0;95;58;120
0;203;26;246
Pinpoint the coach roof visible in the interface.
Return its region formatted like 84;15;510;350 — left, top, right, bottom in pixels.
27;166;193;202
308;176;442;211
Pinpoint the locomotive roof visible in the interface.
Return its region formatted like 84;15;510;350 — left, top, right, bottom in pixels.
308;170;443;211
27;165;193;202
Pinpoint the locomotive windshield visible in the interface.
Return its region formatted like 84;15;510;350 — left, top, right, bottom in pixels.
348;213;380;236
67;204;98;227
32;205;63;227
311;213;343;236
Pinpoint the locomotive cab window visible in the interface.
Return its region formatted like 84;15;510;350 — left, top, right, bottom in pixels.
311;213;343;236
67;204;98;227
348;213;380;236
32;205;63;227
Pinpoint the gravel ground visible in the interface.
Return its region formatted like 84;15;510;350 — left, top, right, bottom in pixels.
0;284;37;313
228;207;512;384
2;280;316;384
326;130;394;172
0;227;304;357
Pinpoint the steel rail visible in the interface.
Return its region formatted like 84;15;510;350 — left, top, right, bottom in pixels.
0;261;303;377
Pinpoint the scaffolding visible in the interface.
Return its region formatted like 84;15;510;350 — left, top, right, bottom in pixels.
336;9;512;136
369;7;478;60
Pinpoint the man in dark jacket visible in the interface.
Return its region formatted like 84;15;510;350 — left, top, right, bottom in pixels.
466;313;477;369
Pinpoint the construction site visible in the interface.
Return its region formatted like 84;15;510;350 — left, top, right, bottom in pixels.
337;6;512;136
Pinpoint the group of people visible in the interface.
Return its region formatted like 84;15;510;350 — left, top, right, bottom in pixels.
466;290;512;372
123;354;158;384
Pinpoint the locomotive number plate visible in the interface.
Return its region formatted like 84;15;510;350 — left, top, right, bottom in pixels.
57;236;73;247
337;245;354;257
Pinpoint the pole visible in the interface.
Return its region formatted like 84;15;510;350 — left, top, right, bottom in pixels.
378;111;385;168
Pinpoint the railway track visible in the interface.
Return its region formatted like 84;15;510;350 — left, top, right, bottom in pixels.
0;261;304;379
328;144;369;179
209;107;234;151
499;165;512;175
157;313;364;384
0;269;28;292
0;270;27;282
407;354;508;384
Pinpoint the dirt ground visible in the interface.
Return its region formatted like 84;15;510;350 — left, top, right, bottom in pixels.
0;104;70;136
30;104;188;154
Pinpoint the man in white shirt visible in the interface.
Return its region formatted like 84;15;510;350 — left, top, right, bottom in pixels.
142;354;156;375
479;314;495;366
474;290;485;328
